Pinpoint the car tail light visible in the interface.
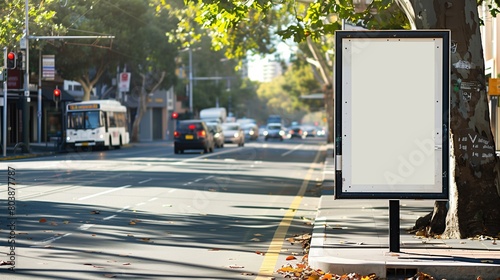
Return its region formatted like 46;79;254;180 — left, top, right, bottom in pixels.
197;130;206;137
188;124;196;130
174;131;180;138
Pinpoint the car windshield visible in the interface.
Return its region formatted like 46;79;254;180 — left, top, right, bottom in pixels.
222;124;239;130
267;125;281;130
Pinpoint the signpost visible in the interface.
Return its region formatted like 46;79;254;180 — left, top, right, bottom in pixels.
334;30;451;252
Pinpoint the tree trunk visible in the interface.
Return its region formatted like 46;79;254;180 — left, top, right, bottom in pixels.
130;71;166;142
398;0;500;238
131;74;148;143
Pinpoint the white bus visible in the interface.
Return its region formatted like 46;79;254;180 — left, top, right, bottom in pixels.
66;100;130;150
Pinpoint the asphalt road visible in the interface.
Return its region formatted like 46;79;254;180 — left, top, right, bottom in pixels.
0;137;328;279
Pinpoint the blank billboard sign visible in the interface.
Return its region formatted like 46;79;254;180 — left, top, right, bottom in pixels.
334;30;450;199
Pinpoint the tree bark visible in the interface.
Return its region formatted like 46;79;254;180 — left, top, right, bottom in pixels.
397;0;500;238
130;71;166;143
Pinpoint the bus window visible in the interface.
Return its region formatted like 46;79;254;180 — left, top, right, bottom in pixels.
101;112;108;131
68;112;84;129
109;112;116;127
86;111;100;129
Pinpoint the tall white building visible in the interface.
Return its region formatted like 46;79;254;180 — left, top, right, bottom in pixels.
248;57;283;82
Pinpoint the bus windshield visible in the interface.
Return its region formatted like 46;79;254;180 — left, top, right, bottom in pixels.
67;111;101;129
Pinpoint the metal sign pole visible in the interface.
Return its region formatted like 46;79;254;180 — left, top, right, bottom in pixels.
389;200;400;252
2;48;7;157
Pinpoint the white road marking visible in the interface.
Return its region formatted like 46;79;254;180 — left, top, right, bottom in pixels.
139;178;153;184
78;224;95;230
103;215;116;220
31;233;73;247
281;144;303;157
117;206;130;212
78;185;132;201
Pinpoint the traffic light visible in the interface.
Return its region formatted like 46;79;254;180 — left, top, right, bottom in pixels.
6;52;16;69
17;52;23;70
53;88;61;102
171;112;179;120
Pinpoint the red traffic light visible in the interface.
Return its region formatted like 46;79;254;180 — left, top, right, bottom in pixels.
171;112;179;119
53;88;61;102
7;52;16;69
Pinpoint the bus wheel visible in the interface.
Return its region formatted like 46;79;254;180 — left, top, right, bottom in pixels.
115;137;122;149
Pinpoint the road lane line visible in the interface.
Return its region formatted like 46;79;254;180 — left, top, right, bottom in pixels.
281;144;304;157
117;206;130;212
31;233;72;247
78;185;132;201
78;224;95;230
256;145;324;278
139;178;153;184
103;215;116;220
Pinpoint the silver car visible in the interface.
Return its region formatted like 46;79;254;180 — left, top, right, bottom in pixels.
221;122;245;147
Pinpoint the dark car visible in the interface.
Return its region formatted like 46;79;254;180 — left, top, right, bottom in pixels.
288;125;304;139
174;120;215;154
264;123;285;141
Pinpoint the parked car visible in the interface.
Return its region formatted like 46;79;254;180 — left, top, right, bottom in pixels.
174;120;215;154
221;122;245;146
264;123;285;141
242;123;259;141
206;122;225;148
288;125;305;139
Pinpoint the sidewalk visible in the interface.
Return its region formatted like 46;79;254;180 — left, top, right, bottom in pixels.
0;142;59;161
309;144;500;280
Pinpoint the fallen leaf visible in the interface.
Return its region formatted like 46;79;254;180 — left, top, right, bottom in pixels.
63;221;70;224
209;248;220;251
254;233;263;237
90;210;100;215
39;218;47;223
241;272;255;276
129;221;136;225
122;263;131;265
250;238;260;242
83;263;93;266
255;251;265;255
140;238;151;242
50;222;58;226
286;255;296;261
0;261;14;266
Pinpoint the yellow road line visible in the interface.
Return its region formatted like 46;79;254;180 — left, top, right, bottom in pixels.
256;145;325;279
